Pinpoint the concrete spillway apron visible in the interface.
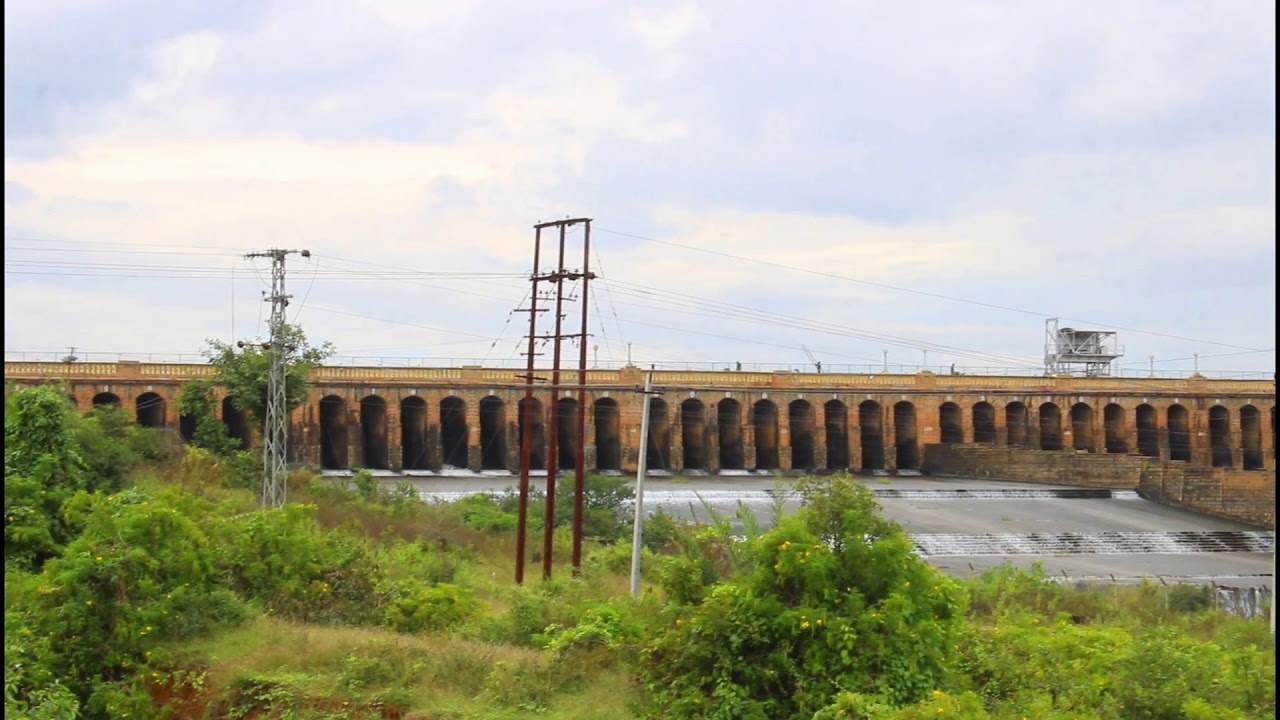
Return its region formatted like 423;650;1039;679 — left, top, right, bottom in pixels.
630;371;653;598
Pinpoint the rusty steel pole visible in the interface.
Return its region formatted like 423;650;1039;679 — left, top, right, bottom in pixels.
514;228;543;584
572;220;592;571
629;370;654;596
542;223;569;580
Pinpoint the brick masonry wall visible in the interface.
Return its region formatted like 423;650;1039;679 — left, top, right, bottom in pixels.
922;443;1275;529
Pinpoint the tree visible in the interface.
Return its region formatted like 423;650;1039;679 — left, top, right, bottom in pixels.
202;323;334;425
638;475;968;718
4;385;87;570
177;379;241;457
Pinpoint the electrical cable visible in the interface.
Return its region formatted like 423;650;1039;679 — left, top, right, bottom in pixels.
291;256;322;324
592;248;629;355
594;226;1271;353
598;278;1043;368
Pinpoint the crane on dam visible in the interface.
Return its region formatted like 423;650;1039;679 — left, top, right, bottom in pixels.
802;344;822;373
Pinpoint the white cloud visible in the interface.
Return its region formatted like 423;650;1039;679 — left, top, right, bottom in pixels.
3;0;1276;374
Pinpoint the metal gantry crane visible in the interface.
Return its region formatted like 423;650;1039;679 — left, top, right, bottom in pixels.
801;344;822;373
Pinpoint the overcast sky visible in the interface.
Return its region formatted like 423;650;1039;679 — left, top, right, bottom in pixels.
4;0;1275;375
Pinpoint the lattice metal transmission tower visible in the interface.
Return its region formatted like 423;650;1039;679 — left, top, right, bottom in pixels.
245;248;310;508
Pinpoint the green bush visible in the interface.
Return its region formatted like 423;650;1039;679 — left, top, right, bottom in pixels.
224;504;381;626
584;541;651;577
640;506;681;552
953;607;1275;719
5;610;81;720
177;379;242;458
33;489;248;714
638;476;968;718
74;406;145;493
4;385;88;570
485;473;636;542
374;540;461;587
352;469;378;501
382;582;481;634
558;473;634;541
456;493;517;532
1167;583;1214;614
537;601;641;667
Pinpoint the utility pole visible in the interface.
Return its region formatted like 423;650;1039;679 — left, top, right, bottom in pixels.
245;248;310;509
543;223;569;581
630;370;656;597
572;220;593;574
514;233;543;586
514;218;594;583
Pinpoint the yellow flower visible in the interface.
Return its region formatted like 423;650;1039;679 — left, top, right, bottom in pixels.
801;621;810;629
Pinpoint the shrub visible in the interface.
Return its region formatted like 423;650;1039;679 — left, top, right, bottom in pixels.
382;582;481;634
33;489;248;712
352;469;378;501
456;493;517;532
177;380;241;458
489;473;636;542
5;610;81;719
74;406;144;493
537;601;641;666
584;541;650;577
640;506;680;552
637;475;968;718
374;540;462;587
4;385;88;570
1167;583;1214;614
224;504;381;626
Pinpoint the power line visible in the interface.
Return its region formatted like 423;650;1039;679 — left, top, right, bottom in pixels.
482;289;532;365
1114;348;1276;366
4;235;254;252
291;256;322;325
594;226;1271;353
592;247;628;353
304;305;512;342
598;278;1043;368
4;259;524;279
596;286;885;364
5;244;243;257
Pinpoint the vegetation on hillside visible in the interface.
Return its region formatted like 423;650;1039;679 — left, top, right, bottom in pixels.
4;381;1274;720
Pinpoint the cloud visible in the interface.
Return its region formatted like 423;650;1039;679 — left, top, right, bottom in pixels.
3;0;1275;374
